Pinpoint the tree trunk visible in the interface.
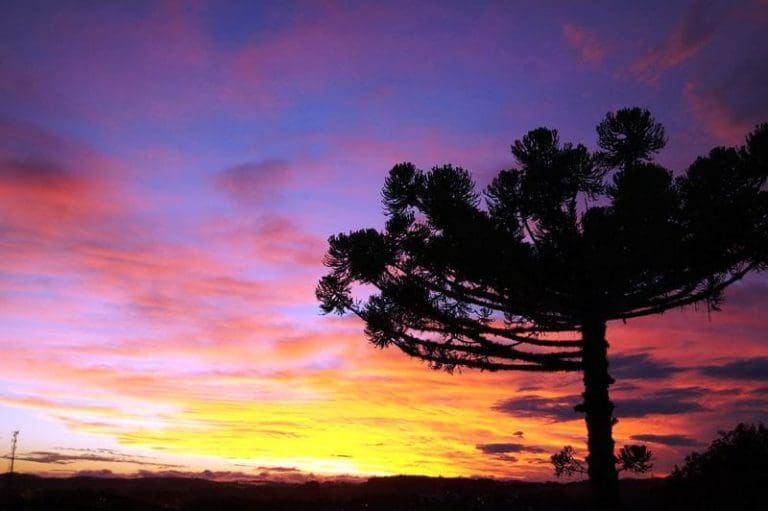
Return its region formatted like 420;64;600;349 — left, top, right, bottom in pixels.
580;319;619;509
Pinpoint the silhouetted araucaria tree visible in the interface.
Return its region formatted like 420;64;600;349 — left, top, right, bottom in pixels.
316;108;768;508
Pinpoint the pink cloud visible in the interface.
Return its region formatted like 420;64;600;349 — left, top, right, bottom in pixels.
630;0;732;83
0;118;131;231
683;80;756;145
206;214;326;268
249;215;326;267
0;120;145;295
562;23;606;66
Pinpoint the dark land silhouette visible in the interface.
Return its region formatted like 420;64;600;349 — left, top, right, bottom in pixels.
317;107;768;508
0;473;656;511
0;472;759;510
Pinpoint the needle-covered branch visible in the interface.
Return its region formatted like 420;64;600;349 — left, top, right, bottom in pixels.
318;114;767;368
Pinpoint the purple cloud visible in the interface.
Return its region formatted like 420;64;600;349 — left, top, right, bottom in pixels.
610;352;684;380
213;159;293;205
700;357;768;381
629;434;701;447
476;443;547;455
494;387;706;422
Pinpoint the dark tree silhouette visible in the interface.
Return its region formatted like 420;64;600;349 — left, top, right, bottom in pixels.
669;423;768;510
316;108;768;508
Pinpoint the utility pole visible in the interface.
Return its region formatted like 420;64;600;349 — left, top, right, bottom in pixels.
4;430;21;510
8;431;18;474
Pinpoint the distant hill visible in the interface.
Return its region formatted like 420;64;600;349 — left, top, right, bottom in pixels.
1;471;762;510
0;473;676;511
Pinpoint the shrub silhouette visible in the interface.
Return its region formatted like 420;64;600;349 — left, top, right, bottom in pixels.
668;423;768;510
551;444;652;477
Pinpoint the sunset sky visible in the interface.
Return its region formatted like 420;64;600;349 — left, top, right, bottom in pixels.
1;0;767;481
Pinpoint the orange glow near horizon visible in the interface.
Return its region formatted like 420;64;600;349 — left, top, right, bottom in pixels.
6;306;766;480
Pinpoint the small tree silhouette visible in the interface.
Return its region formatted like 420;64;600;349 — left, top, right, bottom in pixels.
317;108;768;508
551;444;652;478
551;446;584;477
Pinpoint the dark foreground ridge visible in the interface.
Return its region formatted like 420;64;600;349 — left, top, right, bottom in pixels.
0;473;759;511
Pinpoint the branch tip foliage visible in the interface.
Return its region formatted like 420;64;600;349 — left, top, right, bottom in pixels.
317;107;768;374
